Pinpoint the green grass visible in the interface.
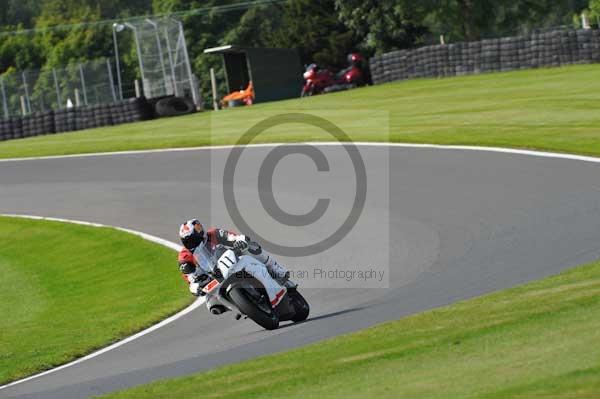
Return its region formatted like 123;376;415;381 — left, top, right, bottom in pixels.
100;260;600;399
0;216;191;384
1;64;600;159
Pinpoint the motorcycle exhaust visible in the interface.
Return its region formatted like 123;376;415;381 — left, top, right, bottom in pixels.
210;305;228;315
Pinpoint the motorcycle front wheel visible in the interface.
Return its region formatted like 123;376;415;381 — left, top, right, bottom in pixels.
229;283;280;330
288;290;310;322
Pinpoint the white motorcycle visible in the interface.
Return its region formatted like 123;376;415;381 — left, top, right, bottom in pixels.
193;242;310;330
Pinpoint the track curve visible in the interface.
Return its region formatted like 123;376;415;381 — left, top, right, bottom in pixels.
1;144;600;399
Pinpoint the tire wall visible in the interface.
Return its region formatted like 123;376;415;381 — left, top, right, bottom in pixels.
369;29;600;84
0;97;153;142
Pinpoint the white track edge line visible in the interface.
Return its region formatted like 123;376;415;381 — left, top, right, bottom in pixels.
1;141;599;164
2;141;599;389
0;214;204;391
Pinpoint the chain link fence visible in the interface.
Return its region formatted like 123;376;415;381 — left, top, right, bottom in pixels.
124;17;199;105
0;59;117;119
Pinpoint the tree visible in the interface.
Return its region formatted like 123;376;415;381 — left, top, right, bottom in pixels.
335;0;430;54
588;0;600;24
425;0;589;43
264;0;358;68
0;0;41;31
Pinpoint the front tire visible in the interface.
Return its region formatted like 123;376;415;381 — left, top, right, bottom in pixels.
229;286;279;330
289;291;310;322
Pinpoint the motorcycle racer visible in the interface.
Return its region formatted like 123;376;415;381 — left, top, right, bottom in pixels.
177;219;290;297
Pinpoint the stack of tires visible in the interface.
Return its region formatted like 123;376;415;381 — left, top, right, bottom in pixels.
593;30;600;61
558;30;576;65
93;104;113;127
109;98;153;125
468;41;482;73
412;47;426;78
0;96;164;142
54;109;78;133
369;56;384;84
126;97;153;121
75;106;96;131
10;117;23;139
448;43;463;75
499;37;516;71
537;31;553;67
548;31;562;67
576;29;593;63
436;45;450;77
0;118;12;141
482;38;501;72
369;28;600;85
517;37;535;69
22;112;55;138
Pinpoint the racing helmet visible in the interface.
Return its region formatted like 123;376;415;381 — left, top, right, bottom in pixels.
179;219;205;251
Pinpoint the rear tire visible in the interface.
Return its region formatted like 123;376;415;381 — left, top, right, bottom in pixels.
229;286;279;330
289;291;310;322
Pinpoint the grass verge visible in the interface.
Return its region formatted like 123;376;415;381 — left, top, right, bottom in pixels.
0;64;599;159
0;216;191;384
99;259;600;399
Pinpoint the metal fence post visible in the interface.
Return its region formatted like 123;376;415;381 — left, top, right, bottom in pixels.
22;71;31;114
125;23;148;98
78;64;89;105
20;96;27;116
164;25;179;96
0;77;9;118
146;19;170;95
52;68;63;109
177;20;199;107
134;79;141;98
112;26;124;100
210;68;218;111
106;59;118;102
192;74;202;111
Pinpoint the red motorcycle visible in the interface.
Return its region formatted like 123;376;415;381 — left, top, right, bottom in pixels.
301;53;366;97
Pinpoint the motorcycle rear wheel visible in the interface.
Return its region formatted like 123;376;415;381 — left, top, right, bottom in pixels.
229;285;280;330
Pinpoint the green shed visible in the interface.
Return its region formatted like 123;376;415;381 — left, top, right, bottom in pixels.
204;45;303;103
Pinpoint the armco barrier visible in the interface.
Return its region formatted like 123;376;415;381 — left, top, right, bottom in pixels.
0;97;154;142
370;28;600;84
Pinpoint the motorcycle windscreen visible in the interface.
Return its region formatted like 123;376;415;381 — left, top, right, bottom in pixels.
193;242;217;275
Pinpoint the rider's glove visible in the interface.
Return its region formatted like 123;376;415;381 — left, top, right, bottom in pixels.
190;273;211;296
233;240;248;255
179;262;196;275
189;282;202;296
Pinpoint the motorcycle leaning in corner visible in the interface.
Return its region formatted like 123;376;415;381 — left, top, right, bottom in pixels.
193;241;310;330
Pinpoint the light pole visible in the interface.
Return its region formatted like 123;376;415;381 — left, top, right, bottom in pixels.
112;23;125;100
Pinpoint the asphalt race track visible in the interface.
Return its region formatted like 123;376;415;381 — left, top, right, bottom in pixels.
2;144;600;398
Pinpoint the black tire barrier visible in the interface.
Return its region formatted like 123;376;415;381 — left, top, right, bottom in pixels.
0;120;9;141
0;96;166;142
10;117;23;139
154;96;196;117
370;28;600;85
